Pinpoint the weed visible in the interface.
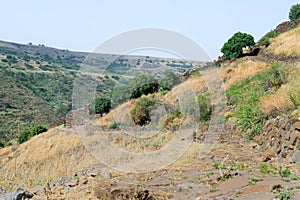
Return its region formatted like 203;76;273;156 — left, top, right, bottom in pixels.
278;189;291;200
210;188;217;193
109;121;120;129
259;163;270;174
249;177;263;185
189;176;199;183
279;166;291;178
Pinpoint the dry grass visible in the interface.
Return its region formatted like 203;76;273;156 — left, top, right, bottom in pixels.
0;129;97;190
221;58;268;89
268;26;300;56
260;65;300;115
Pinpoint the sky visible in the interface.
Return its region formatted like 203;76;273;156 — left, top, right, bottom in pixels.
0;1;299;61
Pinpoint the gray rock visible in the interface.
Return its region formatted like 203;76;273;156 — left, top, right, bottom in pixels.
11;188;33;200
100;169;112;179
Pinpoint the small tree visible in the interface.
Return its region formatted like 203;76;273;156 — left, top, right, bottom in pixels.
289;3;300;21
159;70;180;91
130;74;159;99
94;96;111;116
196;92;213;122
130;97;157;126
221;32;255;60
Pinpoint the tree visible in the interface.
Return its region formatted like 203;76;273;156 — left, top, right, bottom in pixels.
158;70;180;91
129;74;158;99
289;3;300;21
94;96;111;116
130;97;157;126
221;32;255;60
196;92;213;122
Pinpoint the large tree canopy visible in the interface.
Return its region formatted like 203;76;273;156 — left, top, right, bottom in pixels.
289;3;300;21
221;32;255;60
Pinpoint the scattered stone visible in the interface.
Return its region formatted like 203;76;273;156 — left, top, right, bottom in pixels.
80;176;88;185
294;122;300;131
65;179;79;187
262;148;275;162
87;171;98;177
100;170;112;179
11;188;33;200
289;150;300;163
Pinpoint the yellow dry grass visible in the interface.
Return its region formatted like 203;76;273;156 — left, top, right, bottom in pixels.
260;65;300;115
90;100;135;127
221;58;268;89
268;26;300;56
0;129;97;190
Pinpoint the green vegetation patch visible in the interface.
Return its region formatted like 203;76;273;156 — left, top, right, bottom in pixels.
226;63;285;138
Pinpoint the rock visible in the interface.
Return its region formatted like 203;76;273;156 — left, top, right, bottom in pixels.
12;188;33;200
100;170;112;179
294;122;300;131
65;179;79;187
87;171;98;177
262;148;276;162
290;131;299;145
80;176;88;185
290;150;300;163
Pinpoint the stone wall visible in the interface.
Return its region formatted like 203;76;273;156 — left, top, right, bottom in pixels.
275;19;300;35
257;49;300;64
255;110;300;163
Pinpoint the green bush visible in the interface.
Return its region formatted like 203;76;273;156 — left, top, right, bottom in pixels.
130;97;157;126
289;3;300;21
111;74;158;107
94;96;111;116
159;70;180;91
258;30;279;47
18;125;47;144
130;74;159;99
221;32;255;60
0;141;4;148
109;121;120;129
196;92;213;122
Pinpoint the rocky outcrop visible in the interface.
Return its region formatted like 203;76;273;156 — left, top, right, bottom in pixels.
255;110;300;163
274;18;300;35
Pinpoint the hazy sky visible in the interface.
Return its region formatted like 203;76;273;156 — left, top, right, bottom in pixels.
0;1;298;60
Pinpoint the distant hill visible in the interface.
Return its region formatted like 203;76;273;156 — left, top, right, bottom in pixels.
0;40;202;142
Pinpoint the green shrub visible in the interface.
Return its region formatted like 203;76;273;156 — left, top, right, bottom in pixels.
289;3;300;21
258;30;279;47
94;96;111;116
221;32;255;60
163;109;182;130
0;141;4;148
18;125;47;144
130;74;159;99
196;92;213;122
130;97;157;126
111;74;158;107
159;70;180;91
109;121;120;129
279;166;291;178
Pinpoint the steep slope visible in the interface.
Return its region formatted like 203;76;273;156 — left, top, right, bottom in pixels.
0;40;201;143
268;26;300;56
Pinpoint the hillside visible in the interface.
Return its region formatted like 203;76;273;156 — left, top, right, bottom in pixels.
1;20;300;199
0;40;202;143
